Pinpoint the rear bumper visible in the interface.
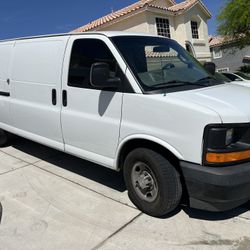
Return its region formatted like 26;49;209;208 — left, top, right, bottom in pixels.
180;161;250;211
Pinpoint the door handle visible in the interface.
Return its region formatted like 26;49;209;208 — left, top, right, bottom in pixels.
62;90;67;107
52;89;57;105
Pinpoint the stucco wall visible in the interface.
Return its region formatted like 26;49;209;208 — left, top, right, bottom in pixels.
183;4;211;62
151;0;173;8
99;12;149;33
96;4;211;62
173;15;187;48
211;45;250;72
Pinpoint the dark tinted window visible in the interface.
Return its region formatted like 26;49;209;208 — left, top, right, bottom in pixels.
68;39;132;92
112;36;221;93
191;21;199;39
156;18;171;38
215;73;231;82
223;73;241;81
234;72;250;80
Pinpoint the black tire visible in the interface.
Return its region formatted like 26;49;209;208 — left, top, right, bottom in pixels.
0;129;8;147
123;148;182;217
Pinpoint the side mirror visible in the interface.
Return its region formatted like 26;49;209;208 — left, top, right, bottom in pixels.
204;62;216;75
90;62;121;89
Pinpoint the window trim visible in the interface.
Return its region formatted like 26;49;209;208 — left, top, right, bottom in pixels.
155;17;171;38
212;47;222;59
191;20;199;40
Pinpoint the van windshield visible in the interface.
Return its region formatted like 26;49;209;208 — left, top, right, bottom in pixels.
112;36;221;92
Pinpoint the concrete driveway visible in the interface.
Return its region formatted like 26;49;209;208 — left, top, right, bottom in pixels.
0;137;249;250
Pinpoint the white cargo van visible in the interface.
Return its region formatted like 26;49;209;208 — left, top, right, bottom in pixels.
0;32;250;217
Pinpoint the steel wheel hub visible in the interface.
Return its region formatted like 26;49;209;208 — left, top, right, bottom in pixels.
131;162;158;202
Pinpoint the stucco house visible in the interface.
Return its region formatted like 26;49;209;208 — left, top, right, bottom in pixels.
72;0;212;62
209;36;250;72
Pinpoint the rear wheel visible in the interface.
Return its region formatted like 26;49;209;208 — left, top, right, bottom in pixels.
0;129;8;147
123;148;182;217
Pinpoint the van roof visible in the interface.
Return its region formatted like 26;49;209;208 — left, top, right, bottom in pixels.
0;31;161;43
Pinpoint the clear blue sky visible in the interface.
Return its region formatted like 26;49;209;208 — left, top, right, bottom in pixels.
0;0;226;40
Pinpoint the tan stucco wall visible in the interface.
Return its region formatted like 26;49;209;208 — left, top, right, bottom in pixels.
96;4;211;61
150;0;173;8
182;4;211;61
172;14;187;47
98;12;149;33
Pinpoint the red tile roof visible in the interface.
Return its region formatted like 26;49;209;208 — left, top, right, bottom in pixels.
209;36;237;47
146;51;177;58
73;0;211;33
208;36;224;47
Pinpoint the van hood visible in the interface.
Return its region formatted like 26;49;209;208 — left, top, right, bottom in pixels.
231;81;250;87
171;83;250;123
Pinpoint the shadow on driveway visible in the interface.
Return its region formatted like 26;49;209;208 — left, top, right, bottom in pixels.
5;136;250;220
10;136;126;192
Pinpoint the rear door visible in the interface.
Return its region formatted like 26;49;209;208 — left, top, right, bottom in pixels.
10;36;69;150
61;35;133;168
0;42;14;127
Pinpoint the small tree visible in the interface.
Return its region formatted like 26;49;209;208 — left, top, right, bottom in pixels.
238;65;250;73
217;0;250;49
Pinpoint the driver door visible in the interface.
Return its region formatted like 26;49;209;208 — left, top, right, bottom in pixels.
61;36;125;168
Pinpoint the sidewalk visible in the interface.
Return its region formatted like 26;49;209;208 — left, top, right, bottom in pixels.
0;137;249;250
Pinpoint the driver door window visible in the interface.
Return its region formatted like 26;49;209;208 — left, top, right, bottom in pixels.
68;39;122;90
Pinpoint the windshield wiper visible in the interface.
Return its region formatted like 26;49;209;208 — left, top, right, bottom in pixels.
151;80;208;90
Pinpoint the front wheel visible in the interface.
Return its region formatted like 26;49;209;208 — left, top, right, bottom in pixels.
123;148;182;217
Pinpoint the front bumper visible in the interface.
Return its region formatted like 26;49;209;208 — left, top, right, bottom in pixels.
180;161;250;211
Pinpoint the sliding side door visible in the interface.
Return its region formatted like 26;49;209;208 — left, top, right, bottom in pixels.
10;36;69;150
0;42;14;128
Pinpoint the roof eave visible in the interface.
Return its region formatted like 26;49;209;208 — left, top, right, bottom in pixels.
198;0;212;18
73;0;212;33
209;39;237;48
174;0;212;18
76;6;149;32
146;6;177;16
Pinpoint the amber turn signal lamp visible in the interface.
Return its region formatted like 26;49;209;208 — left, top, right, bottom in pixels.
206;150;250;163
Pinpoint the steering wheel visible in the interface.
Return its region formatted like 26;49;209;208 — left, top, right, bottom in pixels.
162;63;175;70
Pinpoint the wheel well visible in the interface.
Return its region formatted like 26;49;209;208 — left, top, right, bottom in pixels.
117;138;189;206
117;139;180;171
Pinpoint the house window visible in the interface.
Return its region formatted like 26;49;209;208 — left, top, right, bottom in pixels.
191;21;199;39
156;18;171;38
212;48;222;59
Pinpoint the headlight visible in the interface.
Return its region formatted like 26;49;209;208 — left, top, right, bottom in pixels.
203;124;250;165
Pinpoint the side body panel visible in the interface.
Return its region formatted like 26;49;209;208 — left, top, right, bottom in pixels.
119;93;221;165
9;36;70;150
0;42;14;127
